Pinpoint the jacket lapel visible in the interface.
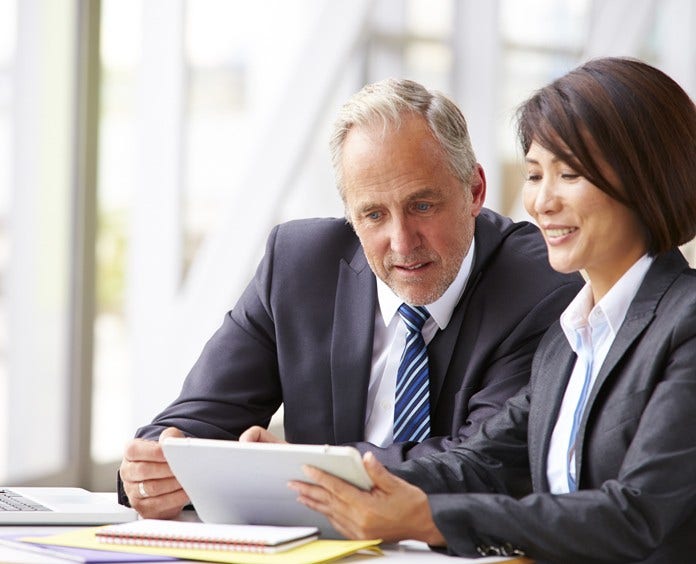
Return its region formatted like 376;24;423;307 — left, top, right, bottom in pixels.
428;215;503;408
330;246;376;444
530;334;576;492
573;250;687;485
427;274;478;409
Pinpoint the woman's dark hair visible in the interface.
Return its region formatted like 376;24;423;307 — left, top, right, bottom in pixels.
517;57;696;254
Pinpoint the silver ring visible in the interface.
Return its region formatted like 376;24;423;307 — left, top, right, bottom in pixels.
138;481;148;498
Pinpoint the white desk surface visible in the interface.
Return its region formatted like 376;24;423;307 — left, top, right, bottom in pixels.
0;523;523;563
1;498;523;564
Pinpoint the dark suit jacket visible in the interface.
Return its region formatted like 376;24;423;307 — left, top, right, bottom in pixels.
135;209;580;465
392;250;696;563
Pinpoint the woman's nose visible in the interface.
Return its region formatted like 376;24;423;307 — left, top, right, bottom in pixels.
528;179;559;216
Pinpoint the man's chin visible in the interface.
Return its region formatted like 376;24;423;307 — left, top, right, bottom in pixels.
389;282;442;306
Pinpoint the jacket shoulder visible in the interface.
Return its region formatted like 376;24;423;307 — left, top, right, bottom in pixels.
475;209;583;292
273;218;359;253
263;218;366;279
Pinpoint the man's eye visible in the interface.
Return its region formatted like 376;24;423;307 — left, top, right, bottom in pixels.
415;202;431;212
367;211;382;220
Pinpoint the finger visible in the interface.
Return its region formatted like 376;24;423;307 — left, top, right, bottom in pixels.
302;465;362;500
122;438;167;463
124;476;188;508
159;426;185;442
120;457;175;482
289;483;371;540
362;451;399;492
288;480;332;506
240;426;286;443
130;476;183;499
291;471;365;525
289;479;356;518
128;486;190;520
302;466;355;493
238;426;265;442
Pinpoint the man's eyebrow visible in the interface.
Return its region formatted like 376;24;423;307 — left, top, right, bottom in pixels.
353;187;446;215
354;202;378;215
408;188;441;199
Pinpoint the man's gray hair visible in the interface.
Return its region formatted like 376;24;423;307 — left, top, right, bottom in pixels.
329;78;477;199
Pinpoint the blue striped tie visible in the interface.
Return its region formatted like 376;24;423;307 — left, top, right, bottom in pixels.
393;304;431;443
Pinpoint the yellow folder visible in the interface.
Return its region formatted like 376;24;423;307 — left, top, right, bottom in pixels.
22;526;382;564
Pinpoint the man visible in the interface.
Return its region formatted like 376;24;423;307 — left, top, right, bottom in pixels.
118;78;581;519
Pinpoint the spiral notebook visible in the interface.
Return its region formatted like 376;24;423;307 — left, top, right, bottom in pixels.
95;520;319;554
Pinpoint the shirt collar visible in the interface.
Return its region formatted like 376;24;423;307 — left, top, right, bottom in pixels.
376;239;476;331
560;254;654;351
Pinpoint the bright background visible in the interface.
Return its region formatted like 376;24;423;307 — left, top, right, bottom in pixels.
0;0;694;489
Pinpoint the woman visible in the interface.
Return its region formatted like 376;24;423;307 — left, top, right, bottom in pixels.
289;57;696;563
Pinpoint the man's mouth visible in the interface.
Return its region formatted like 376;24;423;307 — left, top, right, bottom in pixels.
396;263;427;271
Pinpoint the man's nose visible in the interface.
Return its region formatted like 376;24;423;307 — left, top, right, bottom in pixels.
389;217;421;256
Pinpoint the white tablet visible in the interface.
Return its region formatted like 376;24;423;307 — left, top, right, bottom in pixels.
161;437;372;538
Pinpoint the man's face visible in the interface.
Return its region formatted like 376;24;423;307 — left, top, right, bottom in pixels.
342;114;485;306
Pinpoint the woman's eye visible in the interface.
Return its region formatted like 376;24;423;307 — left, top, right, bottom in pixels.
526;174;541;182
561;173;580;180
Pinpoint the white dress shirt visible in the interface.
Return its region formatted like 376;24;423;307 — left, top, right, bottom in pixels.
364;241;475;446
546;254;653;493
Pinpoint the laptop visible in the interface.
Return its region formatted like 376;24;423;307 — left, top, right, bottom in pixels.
0;487;137;524
161;438;373;539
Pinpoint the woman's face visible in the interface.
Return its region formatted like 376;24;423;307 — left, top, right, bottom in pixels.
523;141;648;301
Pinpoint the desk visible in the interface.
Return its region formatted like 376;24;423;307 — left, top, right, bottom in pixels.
1;523;526;563
1;497;526;564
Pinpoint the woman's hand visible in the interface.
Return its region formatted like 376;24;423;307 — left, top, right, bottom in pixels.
289;451;445;545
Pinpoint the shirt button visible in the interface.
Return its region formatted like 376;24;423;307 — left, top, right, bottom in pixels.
381;401;391;410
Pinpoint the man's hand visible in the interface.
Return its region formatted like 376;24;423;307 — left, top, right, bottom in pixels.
239;425;286;444
119;426;190;519
288;451;446;545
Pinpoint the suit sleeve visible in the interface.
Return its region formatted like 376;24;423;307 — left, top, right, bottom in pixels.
348;280;580;465
390;303;696;563
134;226;284;441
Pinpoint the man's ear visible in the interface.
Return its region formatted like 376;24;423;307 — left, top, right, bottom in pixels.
469;164;486;217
